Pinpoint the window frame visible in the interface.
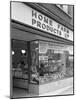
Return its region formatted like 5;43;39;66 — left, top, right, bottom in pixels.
56;4;72;18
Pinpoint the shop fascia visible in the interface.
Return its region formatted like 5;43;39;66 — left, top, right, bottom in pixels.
12;3;73;41
32;10;69;37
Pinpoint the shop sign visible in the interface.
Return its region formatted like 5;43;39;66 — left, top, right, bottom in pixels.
39;42;48;53
12;2;73;41
39;56;48;61
39;46;47;53
32;10;73;41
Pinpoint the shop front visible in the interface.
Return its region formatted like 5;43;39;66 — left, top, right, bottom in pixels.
11;2;74;97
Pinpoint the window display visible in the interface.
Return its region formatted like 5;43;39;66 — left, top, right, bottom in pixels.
30;40;73;84
38;41;73;84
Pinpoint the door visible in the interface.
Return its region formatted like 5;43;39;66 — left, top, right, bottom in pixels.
11;39;29;90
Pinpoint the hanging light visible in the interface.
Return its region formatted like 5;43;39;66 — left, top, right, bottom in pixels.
12;51;15;55
35;41;38;44
21;50;26;54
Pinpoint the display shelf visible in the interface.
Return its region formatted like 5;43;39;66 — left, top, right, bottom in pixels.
13;78;29;89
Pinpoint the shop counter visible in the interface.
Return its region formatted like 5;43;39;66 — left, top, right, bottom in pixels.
13;77;29;89
13;69;29;89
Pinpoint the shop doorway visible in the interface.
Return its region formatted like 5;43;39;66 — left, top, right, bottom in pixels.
11;39;31;97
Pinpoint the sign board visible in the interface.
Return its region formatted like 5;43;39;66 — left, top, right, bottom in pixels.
11;2;73;41
39;42;48;53
39;56;48;61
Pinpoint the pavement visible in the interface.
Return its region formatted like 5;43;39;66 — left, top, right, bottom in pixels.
59;86;73;95
39;85;73;96
12;85;73;98
13;88;38;98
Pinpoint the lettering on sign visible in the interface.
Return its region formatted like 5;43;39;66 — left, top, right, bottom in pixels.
32;10;72;40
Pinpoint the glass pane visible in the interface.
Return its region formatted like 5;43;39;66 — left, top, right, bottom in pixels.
38;41;73;84
63;5;68;13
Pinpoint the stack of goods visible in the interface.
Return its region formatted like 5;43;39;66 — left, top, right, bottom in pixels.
39;71;66;83
39;77;45;83
49;72;64;81
15;70;22;78
30;73;39;83
66;67;73;77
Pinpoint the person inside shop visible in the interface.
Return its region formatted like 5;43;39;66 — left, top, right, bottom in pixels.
19;61;26;74
39;63;45;76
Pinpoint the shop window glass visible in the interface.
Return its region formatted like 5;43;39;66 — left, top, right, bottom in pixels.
63;5;68;14
30;40;73;84
38;41;73;84
57;4;70;15
60;4;63;9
